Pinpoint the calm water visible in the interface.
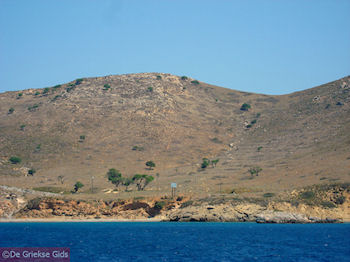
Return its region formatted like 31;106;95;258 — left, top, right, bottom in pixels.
0;222;349;262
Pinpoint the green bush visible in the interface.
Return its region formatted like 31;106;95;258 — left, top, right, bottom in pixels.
20;124;26;131
103;84;111;90
17;93;23;98
28;104;39;111
180;200;193;208
263;193;275;198
66;84;75;92
9;156;21;164
75;78;83;85
201;158;210;169
28;169;36;176
154;201;166;210
300;191;315;200
251;119;257;124
51;95;61;102
156;75;162;80
43;87;50;94
147;86;153;92
146;161;155;169
132;146;144;151
53;84;61;89
181;76;188;80
335;196;346;204
8;107;14;114
34;91;40;96
240;103;251;111
191;80;200;85
246;124;252;128
73;181;84;193
249;166;262;176
79;135;86;141
321;201;336;209
257;146;263;152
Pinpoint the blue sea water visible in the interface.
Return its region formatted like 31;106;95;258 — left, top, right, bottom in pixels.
0;222;349;262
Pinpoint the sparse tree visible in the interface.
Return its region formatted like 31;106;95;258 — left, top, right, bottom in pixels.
8;108;14;114
132;174;154;191
28;169;36;176
123;177;132;191
249;167;262;177
74;181;84;193
107;168;123;189
201;158;210;169
9;156;21;164
211;159;219;168
146;161;156;170
240;103;251;111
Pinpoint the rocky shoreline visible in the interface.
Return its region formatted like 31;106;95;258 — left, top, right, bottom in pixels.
1;184;349;223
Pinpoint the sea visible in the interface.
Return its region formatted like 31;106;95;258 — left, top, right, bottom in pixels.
0;222;349;262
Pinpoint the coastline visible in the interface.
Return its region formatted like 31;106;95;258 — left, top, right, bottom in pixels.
0;218;162;223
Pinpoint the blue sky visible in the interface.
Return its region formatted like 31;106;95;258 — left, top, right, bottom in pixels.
0;0;349;94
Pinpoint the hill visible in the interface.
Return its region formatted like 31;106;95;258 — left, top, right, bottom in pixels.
0;73;349;200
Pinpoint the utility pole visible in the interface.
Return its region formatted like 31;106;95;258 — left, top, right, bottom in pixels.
91;176;94;193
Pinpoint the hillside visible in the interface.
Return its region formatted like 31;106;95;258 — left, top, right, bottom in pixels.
0;73;349;200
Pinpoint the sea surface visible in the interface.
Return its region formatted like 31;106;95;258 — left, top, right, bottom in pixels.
0;222;349;262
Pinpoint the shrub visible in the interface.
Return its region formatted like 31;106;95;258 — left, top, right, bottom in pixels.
132;146;144;151
336;101;343;106
66;84;75;92
300;191;315;200
73;181;84;193
43;87;50;94
34;91;40;96
146;161;155;170
191;80;200;85
103;84;111;90
257;146;263;152
321;201;336;209
154;201;166;210
201;158;210;169
28;104;39;111
181;76;188;80
210;137;222;144
9;156;21;164
79;135;86;141
180;200;193;208
335;196;346;205
17;93;23;98
8;107;14;114
53;84;61;89
107;169;123;188
20;124;26;131
246;124;252;128
51;95;61;102
256;113;261;118
240;103;251;111
147;86;153;92
156;75;162;80
75;78;83;85
251;119;257;124
249;166;262;176
263;193;275;198
28;169;36;176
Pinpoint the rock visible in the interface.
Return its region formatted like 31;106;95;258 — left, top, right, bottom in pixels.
256;211;309;223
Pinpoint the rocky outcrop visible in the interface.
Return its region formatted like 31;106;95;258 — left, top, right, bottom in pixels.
164;201;346;223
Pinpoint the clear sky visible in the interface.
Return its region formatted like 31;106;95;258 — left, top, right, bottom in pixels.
0;0;349;95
